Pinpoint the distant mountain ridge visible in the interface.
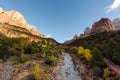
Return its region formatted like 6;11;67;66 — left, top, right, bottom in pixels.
112;17;120;30
63;34;79;45
0;8;43;41
64;18;116;45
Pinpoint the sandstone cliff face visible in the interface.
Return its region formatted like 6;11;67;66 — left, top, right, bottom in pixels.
0;8;43;41
112;17;120;30
91;18;115;33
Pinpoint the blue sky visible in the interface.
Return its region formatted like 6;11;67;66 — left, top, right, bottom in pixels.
0;0;120;43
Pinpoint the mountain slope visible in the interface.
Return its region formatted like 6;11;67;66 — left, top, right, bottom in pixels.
68;30;120;65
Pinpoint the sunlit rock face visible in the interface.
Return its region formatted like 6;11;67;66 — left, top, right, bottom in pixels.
0;8;44;41
91;18;115;33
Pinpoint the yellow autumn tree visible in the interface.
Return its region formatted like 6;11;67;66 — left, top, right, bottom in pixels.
33;64;47;80
77;46;92;61
84;49;92;61
78;46;84;55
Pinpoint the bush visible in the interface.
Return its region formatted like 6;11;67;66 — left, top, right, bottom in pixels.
91;47;106;67
20;53;30;62
103;68;110;79
44;55;57;65
40;52;46;58
77;46;92;61
0;59;3;63
68;46;78;54
49;55;57;62
33;64;47;80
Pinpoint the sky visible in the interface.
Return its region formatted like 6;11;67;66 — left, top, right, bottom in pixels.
0;0;120;43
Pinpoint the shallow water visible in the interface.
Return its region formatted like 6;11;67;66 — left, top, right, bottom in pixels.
58;53;81;80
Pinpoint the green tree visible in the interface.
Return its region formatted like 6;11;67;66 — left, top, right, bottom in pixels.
49;55;57;65
91;47;105;67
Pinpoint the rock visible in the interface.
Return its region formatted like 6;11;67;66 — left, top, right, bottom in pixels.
0;8;43;41
66;71;71;75
112;17;120;30
91;18;115;34
63;34;79;45
84;27;91;35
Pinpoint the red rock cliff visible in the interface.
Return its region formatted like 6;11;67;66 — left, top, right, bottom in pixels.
91;18;115;33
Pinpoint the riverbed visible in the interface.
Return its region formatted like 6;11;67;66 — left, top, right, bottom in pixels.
54;53;81;80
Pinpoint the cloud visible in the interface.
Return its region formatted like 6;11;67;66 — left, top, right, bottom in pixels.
29;24;37;28
45;34;52;38
106;0;120;14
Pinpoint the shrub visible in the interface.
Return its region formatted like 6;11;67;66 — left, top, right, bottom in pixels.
49;55;57;61
20;53;29;62
40;52;46;58
33;64;47;80
103;68;110;79
91;47;105;67
66;46;78;54
44;55;57;65
77;46;92;61
0;59;3;63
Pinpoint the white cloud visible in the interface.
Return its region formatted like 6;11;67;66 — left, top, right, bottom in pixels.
106;0;120;14
45;34;52;38
29;24;37;28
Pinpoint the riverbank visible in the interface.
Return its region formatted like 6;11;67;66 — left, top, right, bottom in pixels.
52;53;64;80
70;53;120;80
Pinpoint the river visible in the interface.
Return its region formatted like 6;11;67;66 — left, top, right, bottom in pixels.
55;53;81;80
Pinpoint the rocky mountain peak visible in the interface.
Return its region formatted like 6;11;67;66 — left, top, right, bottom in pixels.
91;18;115;33
0;8;43;40
84;27;91;35
0;9;33;30
112;17;120;30
63;34;79;45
